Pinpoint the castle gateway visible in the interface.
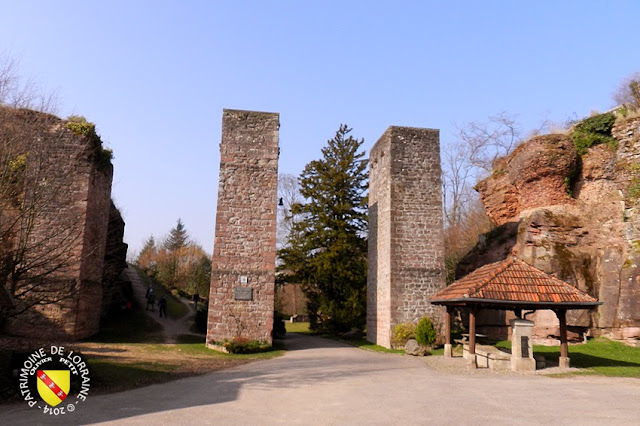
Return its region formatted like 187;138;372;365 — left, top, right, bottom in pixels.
207;111;446;349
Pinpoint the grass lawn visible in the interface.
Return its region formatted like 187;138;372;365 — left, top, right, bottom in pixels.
496;337;640;377
285;321;313;334
0;297;283;403
83;340;284;395
285;322;404;354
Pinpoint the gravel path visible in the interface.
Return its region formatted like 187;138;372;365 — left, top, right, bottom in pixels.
3;333;640;425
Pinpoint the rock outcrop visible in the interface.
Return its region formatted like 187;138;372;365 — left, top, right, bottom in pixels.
461;116;640;341
475;134;577;226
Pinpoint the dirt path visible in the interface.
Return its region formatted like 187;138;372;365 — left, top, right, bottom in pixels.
125;267;202;343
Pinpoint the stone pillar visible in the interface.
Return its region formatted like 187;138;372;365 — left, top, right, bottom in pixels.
366;126;445;348
207;109;279;347
510;319;536;371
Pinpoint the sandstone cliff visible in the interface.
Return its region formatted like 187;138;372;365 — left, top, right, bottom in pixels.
459;116;640;341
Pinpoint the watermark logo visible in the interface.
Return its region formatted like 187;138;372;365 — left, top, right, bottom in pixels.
19;346;90;416
37;370;70;407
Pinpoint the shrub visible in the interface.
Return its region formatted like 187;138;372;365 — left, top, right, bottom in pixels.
570;112;617;155
391;322;416;348
65;115;113;169
223;337;270;354
415;316;437;347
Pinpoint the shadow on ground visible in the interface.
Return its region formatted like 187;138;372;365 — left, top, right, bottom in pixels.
2;333;405;424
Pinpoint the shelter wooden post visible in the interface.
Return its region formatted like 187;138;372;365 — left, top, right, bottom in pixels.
444;306;452;358
468;306;477;368
557;308;570;368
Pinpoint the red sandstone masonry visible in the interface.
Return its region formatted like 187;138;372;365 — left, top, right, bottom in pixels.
367;126;445;348
1;108;113;339
207;109;279;346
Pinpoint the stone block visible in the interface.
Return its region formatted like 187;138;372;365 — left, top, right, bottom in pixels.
510;319;536;371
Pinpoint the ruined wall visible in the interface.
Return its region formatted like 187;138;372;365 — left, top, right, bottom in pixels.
207;109;279;346
73;159;113;338
0;107;114;339
101;201;129;314
367;126;446;348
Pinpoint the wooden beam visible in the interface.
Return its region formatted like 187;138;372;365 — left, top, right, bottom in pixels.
445;306;451;345
556;308;570;368
558;309;568;358
469;306;476;355
444;306;452;358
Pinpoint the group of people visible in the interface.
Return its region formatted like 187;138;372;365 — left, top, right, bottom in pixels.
145;285;167;318
144;286;203;319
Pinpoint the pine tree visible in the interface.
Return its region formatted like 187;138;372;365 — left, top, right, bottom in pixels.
165;219;188;251
135;235;157;271
139;235;155;258
279;124;368;332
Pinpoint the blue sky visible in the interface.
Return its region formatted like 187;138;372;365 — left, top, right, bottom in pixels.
1;1;639;255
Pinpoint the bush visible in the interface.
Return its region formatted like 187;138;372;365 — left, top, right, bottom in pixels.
223;337;271;354
416;316;437;347
391;322;416;348
570;112;617;154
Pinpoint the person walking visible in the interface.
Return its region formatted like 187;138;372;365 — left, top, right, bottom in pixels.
146;290;155;311
158;296;167;318
192;293;200;310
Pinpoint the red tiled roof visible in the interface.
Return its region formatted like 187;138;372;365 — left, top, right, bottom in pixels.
430;257;600;307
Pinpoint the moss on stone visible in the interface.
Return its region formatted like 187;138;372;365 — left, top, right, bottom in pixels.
66;116;113;172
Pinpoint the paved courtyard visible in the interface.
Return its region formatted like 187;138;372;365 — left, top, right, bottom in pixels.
4;333;640;425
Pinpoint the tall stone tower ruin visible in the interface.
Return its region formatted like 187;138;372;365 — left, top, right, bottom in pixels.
366;126;446;348
0;107;114;340
207;109;279;346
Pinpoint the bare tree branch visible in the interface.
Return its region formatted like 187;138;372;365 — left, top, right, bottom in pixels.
613;71;640;108
276;173;304;251
441;112;521;282
0;51;58;113
0;108;87;320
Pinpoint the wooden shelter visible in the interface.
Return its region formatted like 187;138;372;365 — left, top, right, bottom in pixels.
429;257;602;368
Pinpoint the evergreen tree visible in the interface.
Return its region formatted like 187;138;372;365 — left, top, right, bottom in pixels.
139;235;155;258
165;219;188;251
279;124;368;333
136;235;157;271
